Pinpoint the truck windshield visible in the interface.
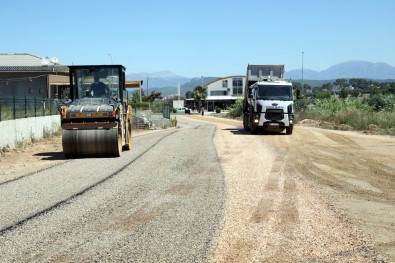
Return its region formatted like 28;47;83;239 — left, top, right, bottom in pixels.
72;67;120;99
256;85;293;100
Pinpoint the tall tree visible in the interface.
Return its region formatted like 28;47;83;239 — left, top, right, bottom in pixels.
335;78;348;88
143;90;162;103
130;89;143;103
185;90;194;99
193;85;207;108
339;88;349;99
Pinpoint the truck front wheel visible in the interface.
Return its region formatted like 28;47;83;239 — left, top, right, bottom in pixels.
250;116;257;134
286;127;293;135
243;115;250;131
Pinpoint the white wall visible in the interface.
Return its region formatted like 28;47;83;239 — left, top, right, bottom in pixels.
173;100;184;108
0;115;60;149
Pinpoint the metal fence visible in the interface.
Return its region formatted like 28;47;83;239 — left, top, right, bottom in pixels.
0;97;173;128
132;108;172;129
0;97;59;122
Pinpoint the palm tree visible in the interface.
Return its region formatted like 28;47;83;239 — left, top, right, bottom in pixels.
185;90;194;99
193;85;207;110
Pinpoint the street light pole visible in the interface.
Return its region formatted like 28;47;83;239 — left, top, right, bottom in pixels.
302;51;304;90
108;53;113;64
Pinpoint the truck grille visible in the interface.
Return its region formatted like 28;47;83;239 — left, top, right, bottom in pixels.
265;109;284;120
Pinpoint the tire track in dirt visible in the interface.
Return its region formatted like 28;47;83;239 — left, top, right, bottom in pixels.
207;120;278;262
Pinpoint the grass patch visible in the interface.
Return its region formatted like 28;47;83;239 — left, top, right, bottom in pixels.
295;96;395;136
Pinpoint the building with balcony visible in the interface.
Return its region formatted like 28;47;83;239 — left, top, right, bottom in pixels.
203;75;245;111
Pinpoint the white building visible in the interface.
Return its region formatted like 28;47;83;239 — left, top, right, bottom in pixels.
203;75;245;111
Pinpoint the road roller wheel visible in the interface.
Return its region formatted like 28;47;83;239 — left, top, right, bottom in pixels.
123;118;132;150
116;127;122;157
62;126;122;158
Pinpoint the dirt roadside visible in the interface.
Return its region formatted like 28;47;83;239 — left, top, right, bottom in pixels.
1;117;394;262
186;115;394;262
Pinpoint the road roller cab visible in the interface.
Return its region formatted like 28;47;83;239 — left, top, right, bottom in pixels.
59;65;132;158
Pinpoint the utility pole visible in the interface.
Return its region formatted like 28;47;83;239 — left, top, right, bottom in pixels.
177;82;180;108
302;51;304;90
146;77;149;95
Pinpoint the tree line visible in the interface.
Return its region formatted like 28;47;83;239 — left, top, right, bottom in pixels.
129;85;208;111
293;78;395;99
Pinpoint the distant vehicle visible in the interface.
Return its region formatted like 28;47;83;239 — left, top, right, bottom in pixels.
176;107;190;114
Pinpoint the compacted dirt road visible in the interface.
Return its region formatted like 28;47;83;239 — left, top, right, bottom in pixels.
188;115;394;262
1;116;394;262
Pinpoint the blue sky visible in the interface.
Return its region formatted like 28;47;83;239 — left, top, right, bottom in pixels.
2;0;394;77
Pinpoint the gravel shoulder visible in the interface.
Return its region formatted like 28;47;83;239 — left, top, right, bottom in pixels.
185;115;394;262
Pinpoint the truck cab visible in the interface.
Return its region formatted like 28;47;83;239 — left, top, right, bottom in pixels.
248;79;294;134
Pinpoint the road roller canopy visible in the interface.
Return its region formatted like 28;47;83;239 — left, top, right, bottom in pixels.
68;65;126;101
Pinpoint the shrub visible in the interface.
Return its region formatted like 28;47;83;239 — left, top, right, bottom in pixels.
129;102;151;110
150;101;164;113
171;116;177;126
295;95;395;135
365;95;386;111
294;98;312;112
227;98;243;118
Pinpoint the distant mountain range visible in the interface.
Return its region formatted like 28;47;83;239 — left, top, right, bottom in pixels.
126;71;190;89
126;71;218;96
285;61;395;80
126;61;395;96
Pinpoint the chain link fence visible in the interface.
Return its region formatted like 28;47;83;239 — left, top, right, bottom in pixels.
0;97;173;129
0;97;58;122
131;104;172;129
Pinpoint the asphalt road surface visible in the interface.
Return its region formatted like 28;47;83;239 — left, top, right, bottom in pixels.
0;119;224;262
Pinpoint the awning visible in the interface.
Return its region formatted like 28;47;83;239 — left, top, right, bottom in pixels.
126;80;143;88
49;82;69;86
47;77;144;88
206;95;243;101
48;75;69;86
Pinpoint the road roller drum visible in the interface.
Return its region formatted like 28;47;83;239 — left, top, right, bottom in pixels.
62;127;121;158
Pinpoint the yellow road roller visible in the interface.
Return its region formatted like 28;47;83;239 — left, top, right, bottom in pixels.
59;65;132;158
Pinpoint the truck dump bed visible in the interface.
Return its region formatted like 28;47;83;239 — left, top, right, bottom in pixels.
246;64;285;88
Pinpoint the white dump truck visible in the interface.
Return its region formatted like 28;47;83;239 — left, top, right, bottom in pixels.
243;64;294;134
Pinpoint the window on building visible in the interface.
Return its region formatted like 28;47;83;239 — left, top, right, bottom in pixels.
210;90;227;96
222;80;228;88
232;78;243;96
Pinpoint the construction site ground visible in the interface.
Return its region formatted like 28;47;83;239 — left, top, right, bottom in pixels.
0;117;394;262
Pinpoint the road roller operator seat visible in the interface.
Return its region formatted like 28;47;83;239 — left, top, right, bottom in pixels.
90;75;110;97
